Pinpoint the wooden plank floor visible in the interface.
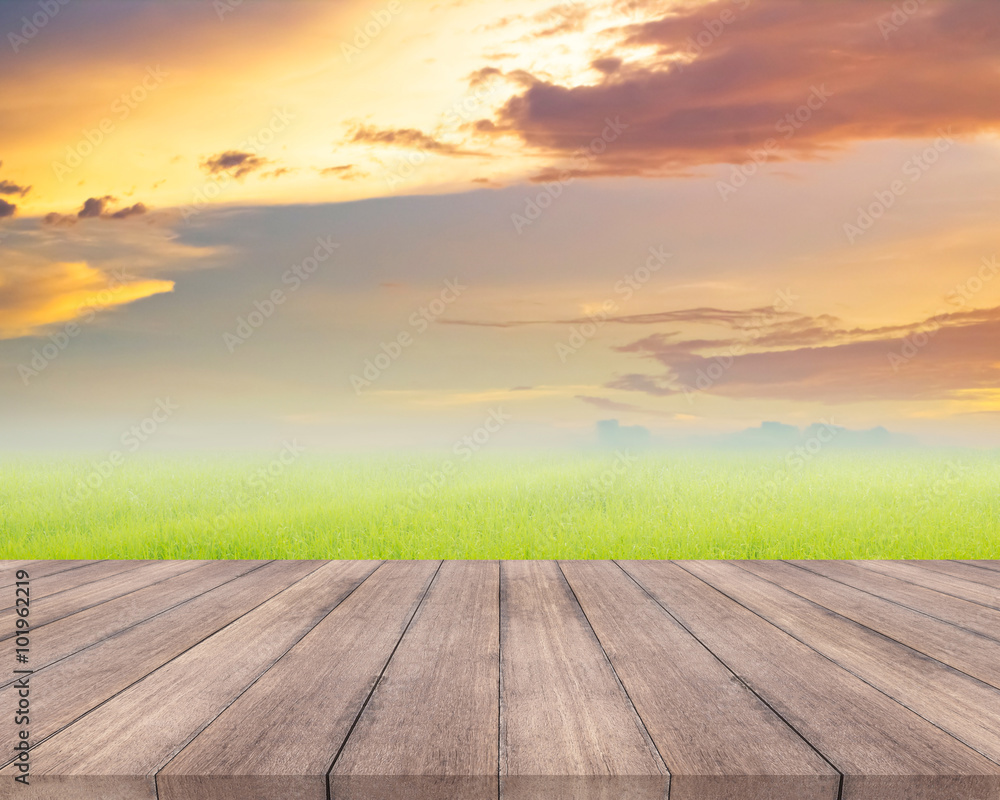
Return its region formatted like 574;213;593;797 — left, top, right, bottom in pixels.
2;560;1000;800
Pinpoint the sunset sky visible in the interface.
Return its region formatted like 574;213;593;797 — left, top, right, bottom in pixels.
1;0;999;450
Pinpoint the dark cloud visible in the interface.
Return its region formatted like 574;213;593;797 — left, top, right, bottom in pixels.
480;0;1000;176
442;291;1000;403
440;305;798;329
578;394;626;410
349;125;483;157
43;197;149;224
610;304;1000;403
260;167;296;180
200;150;270;179
0;180;31;198
468;66;504;89
79;196;114;218
317;164;366;180
42;212;75;226
108;202;148;220
591;57;623;76
0;199;15;218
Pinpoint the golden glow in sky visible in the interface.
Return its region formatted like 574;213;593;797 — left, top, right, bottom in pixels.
2;0;1000;449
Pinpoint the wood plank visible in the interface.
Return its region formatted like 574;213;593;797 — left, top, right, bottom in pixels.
915;560;1000;588
500;560;667;800
0;561;147;607
5;559;1000;797
0;561;101;588
157;560;440;800
958;560;1000;577
0;560;372;797
561;560;839;800
622;561;1000;800
677;561;1000;782
0;560;267;683
739;560;1000;688
0;560;319;764
327;561;499;800
792;560;1000;643
0;560;202;640
858;560;1000;610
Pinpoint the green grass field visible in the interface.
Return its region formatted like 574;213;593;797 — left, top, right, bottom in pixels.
1;450;997;560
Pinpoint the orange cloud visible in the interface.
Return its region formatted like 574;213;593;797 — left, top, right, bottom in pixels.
0;262;175;339
484;0;1000;176
609;304;1000;404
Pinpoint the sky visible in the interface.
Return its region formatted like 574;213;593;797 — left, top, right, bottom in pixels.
1;0;999;451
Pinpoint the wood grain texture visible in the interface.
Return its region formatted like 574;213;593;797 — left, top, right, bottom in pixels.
0;561;148;610
0;560;202;641
793;560;1000;643
958;561;1000;578
0;560;99;588
919;560;1000;587
500;560;668;800
328;561;499;800
678;561;1000;780
0;561;320;764
0;560;379;800
739;560;1000;688
561;560;838;800
157;560;438;800
0;560;320;764
622;561;1000;800
860;560;1000;609
3;558;1000;800
0;560;267;681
